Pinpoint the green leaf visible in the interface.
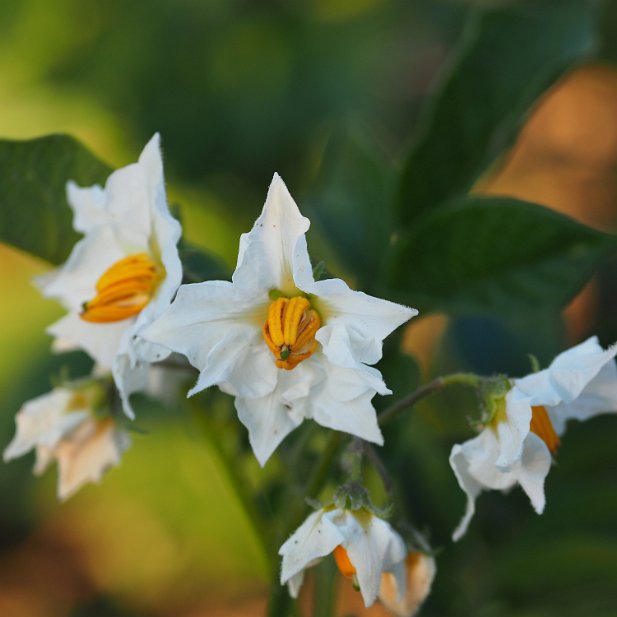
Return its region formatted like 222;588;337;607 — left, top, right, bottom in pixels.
389;197;617;315
307;127;394;287
0;134;111;264
179;242;231;282
398;1;597;225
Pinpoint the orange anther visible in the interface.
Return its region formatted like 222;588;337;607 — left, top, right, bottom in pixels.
80;252;163;323
530;405;561;454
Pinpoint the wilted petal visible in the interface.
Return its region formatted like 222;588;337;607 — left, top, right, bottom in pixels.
378;552;436;617
55;418;131;500
3;389;88;461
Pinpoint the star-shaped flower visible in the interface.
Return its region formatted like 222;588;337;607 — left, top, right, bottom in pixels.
142;174;416;464
450;336;617;540
37;134;183;418
279;506;407;607
4;385;130;499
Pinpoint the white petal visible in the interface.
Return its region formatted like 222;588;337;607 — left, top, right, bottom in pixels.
48;312;130;370
279;508;344;585
235;363;318;465
142;280;270;397
233;173;312;294
548;358;617;433
316;322;384;368
515;336;617;407
55;419;131;500
3;389;88;461
311;388;383;446
287;571;305;599
66;181;108;233
112;351;150;419
516;433;552;514
344;513;406;607
495;389;533;469
308;362;384;445
308;277;417;349
450;429;552;540
449;437;485;542
36;226;126;312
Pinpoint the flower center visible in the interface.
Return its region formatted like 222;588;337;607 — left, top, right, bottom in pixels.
333;545;356;578
80;253;163;323
530;405;560;454
262;296;321;370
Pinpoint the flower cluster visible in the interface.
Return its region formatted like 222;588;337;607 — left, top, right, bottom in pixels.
5;133;617;616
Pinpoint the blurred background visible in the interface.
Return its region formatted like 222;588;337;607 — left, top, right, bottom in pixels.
2;0;617;615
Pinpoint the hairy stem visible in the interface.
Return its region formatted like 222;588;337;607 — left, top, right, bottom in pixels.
378;372;480;426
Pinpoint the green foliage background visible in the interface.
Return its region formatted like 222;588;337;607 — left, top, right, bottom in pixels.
1;0;617;616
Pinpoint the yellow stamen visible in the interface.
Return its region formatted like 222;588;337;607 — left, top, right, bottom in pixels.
530;405;560;454
333;545;356;578
262;296;320;370
80;253;163;323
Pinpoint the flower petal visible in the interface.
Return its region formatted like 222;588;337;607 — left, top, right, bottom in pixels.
344;513;407;607
495;389;533;469
37;226;127;312
48;312;129;370
548;359;617;434
450;429;552;540
310;387;384;446
514;336;617;407
233;173;312;295
3;389;88;461
142;280;271;397
55;419;131;500
279;509;344;587
235;362;318;465
309;277;417;349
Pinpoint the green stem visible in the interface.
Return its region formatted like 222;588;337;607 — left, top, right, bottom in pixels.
378;372;480;427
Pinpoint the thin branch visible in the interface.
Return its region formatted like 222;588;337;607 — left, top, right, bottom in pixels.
378;372;480;427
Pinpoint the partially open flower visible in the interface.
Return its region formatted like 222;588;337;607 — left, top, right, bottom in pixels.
4;384;130;499
37;134;183;418
143;173;416;464
379;551;436;617
450;336;617;540
279;506;407;607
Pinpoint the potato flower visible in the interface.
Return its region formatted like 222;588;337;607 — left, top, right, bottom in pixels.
37;134;183;418
450;336;617;540
4;385;130;499
143;174;416;464
279;505;407;607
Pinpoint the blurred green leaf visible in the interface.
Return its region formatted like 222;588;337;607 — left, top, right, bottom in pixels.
308;128;394;286
179;241;231;282
389;197;617;315
0;135;111;264
398;0;597;225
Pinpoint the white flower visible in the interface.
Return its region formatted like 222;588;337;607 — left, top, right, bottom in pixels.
142;173;416;464
378;551;436;617
450;336;617;540
279;506;407;607
4;386;130;499
36;134;183;418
